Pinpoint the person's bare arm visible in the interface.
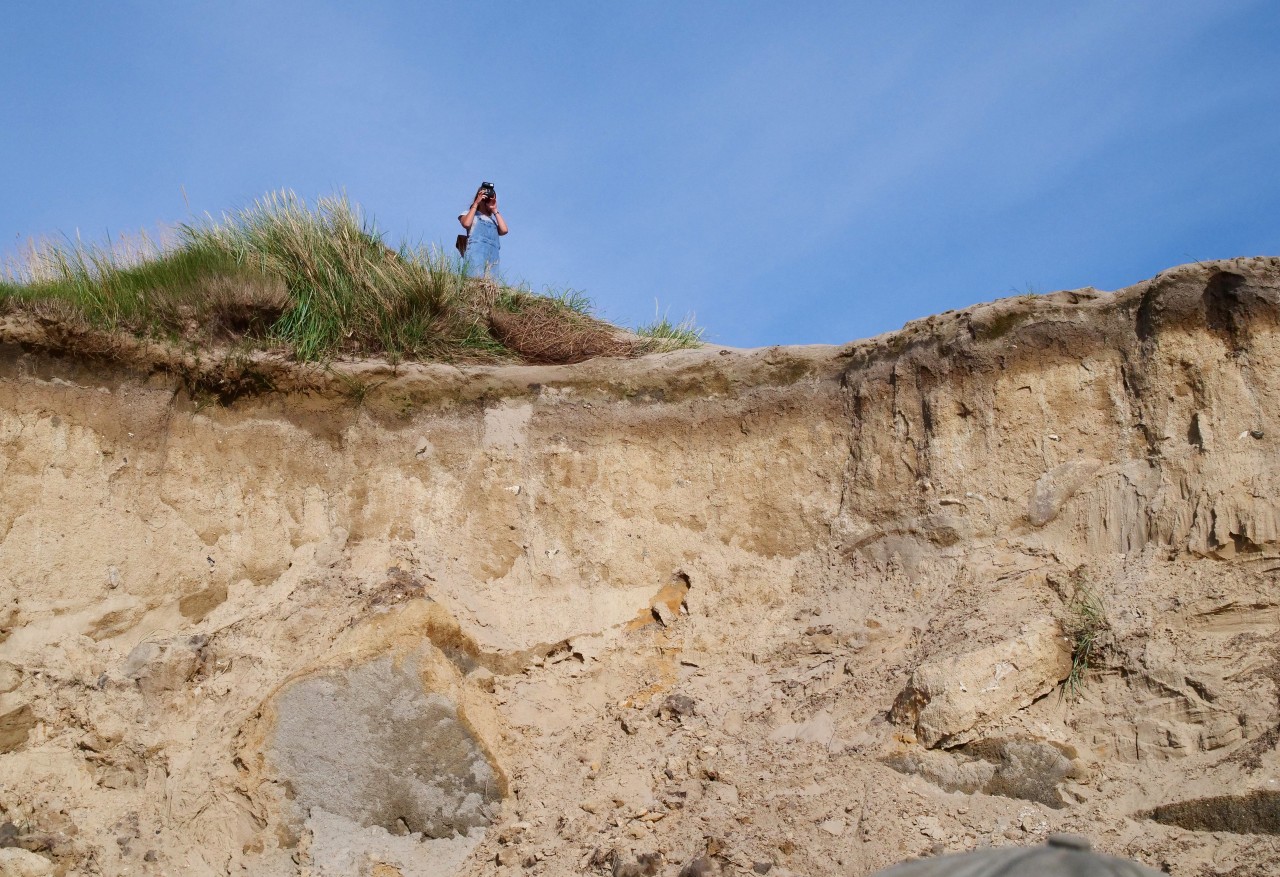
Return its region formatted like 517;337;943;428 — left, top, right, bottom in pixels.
458;190;484;230
491;196;509;235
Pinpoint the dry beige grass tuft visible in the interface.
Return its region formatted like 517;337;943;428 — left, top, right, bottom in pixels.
489;295;641;364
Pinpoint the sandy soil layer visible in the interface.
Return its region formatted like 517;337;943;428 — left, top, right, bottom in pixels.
1;257;1278;876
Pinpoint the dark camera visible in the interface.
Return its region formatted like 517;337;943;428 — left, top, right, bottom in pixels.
480;182;496;198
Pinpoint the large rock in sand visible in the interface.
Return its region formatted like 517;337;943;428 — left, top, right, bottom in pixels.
268;653;500;839
238;601;508;876
890;619;1071;747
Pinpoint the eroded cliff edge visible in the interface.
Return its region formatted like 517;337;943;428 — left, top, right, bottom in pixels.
0;257;1277;876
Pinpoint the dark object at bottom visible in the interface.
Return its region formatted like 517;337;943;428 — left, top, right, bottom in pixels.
868;835;1163;877
1141;790;1280;835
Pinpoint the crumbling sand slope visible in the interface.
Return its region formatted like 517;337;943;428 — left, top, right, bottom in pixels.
1;257;1278;877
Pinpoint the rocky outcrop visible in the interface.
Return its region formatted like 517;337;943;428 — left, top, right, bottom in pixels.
888;619;1071;748
836;257;1280;564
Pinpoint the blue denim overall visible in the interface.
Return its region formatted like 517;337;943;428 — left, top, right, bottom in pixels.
463;212;501;276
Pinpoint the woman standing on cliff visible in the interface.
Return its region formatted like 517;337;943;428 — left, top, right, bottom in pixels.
458;182;508;277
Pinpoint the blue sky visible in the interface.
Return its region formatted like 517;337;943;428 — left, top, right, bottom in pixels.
3;2;1277;347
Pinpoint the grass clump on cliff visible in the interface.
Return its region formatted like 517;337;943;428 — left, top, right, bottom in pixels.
0;191;681;365
636;304;705;352
184;192;470;361
0;236;287;339
1062;581;1108;700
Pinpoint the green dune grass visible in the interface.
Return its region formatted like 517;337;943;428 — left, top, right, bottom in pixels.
1;191;703;364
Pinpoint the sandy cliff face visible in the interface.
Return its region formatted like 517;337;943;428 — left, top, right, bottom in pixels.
0;258;1277;876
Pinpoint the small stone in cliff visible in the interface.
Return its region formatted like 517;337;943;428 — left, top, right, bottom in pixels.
0;662;20;694
660;694;697;720
679;856;721;876
916;815;945;840
921;512;968;546
652;600;679;627
0;705;36;754
121;635;207;696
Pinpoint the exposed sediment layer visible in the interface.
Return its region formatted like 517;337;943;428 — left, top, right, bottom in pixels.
1;257;1278;876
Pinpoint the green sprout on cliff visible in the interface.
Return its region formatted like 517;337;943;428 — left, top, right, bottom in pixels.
636;301;704;351
1062;582;1108;700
